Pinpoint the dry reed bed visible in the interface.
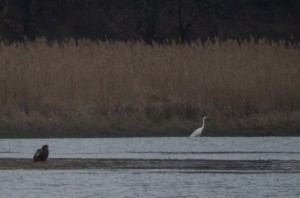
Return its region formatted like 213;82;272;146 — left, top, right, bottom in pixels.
0;39;299;136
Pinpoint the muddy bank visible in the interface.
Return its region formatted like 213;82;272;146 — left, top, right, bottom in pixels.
0;158;300;173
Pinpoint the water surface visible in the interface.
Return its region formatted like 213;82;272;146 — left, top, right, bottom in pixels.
0;137;299;160
0;137;299;197
1;169;299;198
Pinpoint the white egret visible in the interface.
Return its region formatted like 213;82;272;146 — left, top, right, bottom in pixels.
190;116;208;137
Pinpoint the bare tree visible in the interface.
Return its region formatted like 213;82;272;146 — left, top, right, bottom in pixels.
23;0;34;39
0;0;8;21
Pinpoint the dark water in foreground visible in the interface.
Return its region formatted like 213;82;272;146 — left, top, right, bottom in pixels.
0;137;300;197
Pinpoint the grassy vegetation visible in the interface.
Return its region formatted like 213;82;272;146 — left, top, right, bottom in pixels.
0;38;299;137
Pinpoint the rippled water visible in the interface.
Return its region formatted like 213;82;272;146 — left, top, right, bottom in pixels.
1;169;300;198
1;137;300;197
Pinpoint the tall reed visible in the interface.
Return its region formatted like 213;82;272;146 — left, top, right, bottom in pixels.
0;38;299;136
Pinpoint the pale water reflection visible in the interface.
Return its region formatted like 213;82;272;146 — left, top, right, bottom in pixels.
0;137;300;160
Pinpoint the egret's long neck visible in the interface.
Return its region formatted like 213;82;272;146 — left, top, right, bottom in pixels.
202;118;206;128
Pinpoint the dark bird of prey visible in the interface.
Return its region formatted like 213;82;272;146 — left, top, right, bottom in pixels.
33;145;49;162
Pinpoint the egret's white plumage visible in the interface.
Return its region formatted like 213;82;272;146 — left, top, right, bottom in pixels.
190;116;208;137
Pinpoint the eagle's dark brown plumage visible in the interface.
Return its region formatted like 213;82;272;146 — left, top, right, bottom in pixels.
33;145;49;162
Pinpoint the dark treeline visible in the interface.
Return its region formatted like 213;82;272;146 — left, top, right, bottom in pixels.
0;0;300;43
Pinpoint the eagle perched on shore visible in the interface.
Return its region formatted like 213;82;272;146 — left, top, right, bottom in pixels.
33;145;49;162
